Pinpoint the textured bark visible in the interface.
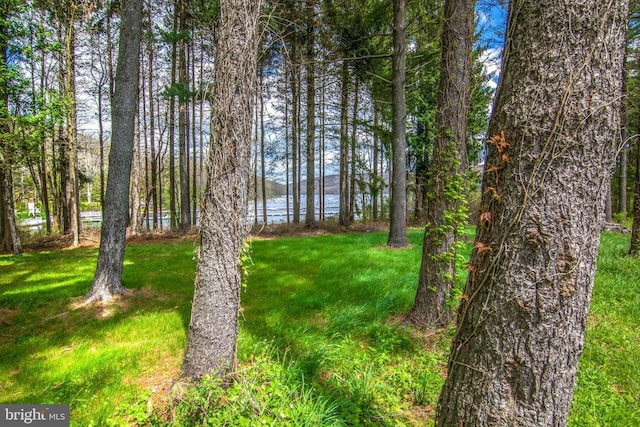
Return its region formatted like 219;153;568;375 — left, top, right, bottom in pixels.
0;167;22;255
181;0;259;380
86;0;143;303
408;0;474;329
0;5;22;255
437;1;628;425
62;2;80;247
388;0;408;247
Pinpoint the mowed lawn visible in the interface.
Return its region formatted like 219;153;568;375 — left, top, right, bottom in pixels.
0;229;638;426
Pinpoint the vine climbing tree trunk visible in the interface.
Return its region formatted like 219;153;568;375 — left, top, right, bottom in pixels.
181;0;259;380
407;0;475;329
437;1;629;425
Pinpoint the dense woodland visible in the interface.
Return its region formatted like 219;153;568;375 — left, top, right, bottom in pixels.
1;0;640;425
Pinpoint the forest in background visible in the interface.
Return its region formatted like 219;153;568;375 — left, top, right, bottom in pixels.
1;0;498;247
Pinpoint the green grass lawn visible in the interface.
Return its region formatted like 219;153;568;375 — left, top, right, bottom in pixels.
0;230;638;426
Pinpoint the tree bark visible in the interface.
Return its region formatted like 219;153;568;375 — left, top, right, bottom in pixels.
437;1;629;425
408;0;474;329
178;0;191;232
260;70;267;224
86;0;143;303
339;61;351;226
62;1;80;247
630;130;640;255
181;0;259;380
305;0;316;228
148;7;159;230
169;3;178;231
388;0;408;247
291;45;300;224
0;3;22;255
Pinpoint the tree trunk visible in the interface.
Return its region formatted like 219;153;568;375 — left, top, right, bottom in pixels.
178;0;191;232
0;6;21;255
86;0;143;303
291;48;300;224
148;9;158;230
388;0;408;247
62;2;80;247
181;0;259;380
350;78;358;222
305;0;316;228
285;72;290;224
437;1;628;425
630;130;640;255
339;61;351;226
0;167;22;255
169;4;178;231
407;0;474;329
372;104;380;222
260;71;267;224
619;145;628;215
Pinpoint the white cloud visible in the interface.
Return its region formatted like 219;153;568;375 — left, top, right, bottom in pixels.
479;47;502;90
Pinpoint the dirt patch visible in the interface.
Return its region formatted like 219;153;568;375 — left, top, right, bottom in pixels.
387;313;446;353
0;307;18;326
250;220;390;239
19;228;198;253
18;221;393;252
68;286;173;320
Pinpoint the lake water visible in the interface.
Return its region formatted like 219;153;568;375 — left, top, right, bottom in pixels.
19;194;370;230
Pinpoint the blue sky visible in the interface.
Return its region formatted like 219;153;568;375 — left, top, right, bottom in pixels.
475;1;508;89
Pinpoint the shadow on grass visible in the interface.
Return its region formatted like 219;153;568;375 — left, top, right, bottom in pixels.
1;230;449;425
0;241;197;424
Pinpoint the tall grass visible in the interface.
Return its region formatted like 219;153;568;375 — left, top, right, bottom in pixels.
0;230;638;425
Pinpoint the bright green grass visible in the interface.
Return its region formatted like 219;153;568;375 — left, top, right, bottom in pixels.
0;230;639;425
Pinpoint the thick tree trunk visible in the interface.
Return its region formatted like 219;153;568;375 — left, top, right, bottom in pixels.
408;0;474;329
181;0;259;380
86;0;143;303
0;167;22;255
388;0;408;247
0;9;21;255
437;1;628;425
